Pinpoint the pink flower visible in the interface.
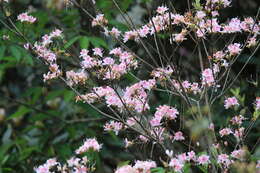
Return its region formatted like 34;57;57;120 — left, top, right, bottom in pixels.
173;131;185;141
133;160;157;172
155;105;179;120
230;115;245;125
75;138;102;154
219;128;233;137
234;127;245;139
102;57;115;65
202;68;215;86
231;149;245;159
80;49;89;58
191;83;201;94
17;12;36;23
187;151;196;161
218;154;233;168
224;97;239;109
169;158;184;172
138;25;150;38
110;47;122;56
223;18;241;33
104;121;124;135
110;27;121;38
115;165;136;173
50;29;62;38
182;81;191;89
123;30;139;42
197;155;210;165
92;14;108;27
227;43;242;56
213;50;225;60
93;48;103;57
156;6;168;14
196;11;206;19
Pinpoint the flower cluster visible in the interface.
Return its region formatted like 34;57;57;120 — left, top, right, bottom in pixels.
115;160;156;173
33;29;63;82
150;105;179;127
79;47;138;80
34;137;99;173
202;68;215;86
17;12;37;23
224;97;239;109
75;138;102;154
104;120;124;135
18;0;260;172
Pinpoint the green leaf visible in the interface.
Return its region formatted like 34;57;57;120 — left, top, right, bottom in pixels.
44;89;65;101
63;90;75;102
117;160;131;168
151;167;165;173
79;36;89;49
89;37;108;48
198;165;208;173
64;36;81;49
8;106;31;120
19;146;39;161
9;45;21;61
0;45;6;59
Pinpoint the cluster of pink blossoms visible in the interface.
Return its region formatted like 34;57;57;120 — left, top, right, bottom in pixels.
150;105;179;127
91;2;260;44
17;12;37;23
78;79;156;113
32;29;63;82
35;138;100;173
75;138;102;154
79;47;138;80
66;70;88;86
104;120;124;135
219;114;246;140
168;151;207;172
151;65;174;80
224;97;239;109
202;68;215;86
115;160;156;173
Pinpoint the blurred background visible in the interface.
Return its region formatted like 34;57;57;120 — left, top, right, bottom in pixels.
0;0;259;172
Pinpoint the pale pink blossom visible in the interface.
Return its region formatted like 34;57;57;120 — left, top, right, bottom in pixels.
133;160;156;172
202;68;215;86
213;50;225;60
102;57;115;65
218;154;233;168
156;6;168;14
197;155;210;165
169;158;184;172
110;27;121;38
219;128;233;137
92;14;108;27
173;131;185;141
230;115;245;125
115;165;136;173
231;149;245;159
227;43;242;56
234;127;245;139
93;48;103;57
17;12;36;23
75;138;102;154
104;121;124;135
224;97;239;109
196;11;206;19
